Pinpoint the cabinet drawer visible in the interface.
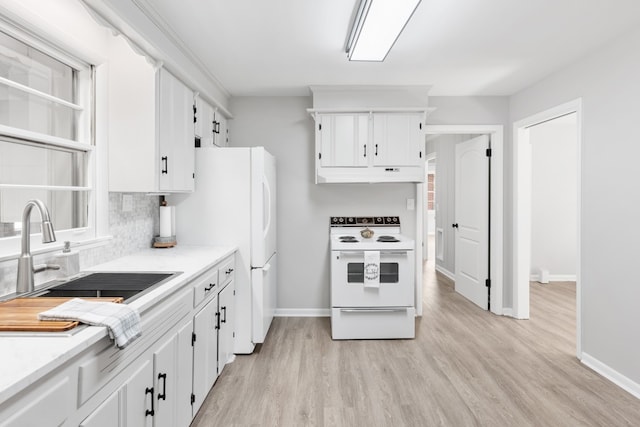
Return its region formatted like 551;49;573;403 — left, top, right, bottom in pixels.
218;257;235;287
1;373;73;427
193;267;218;308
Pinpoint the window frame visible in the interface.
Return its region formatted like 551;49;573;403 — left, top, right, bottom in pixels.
0;18;100;259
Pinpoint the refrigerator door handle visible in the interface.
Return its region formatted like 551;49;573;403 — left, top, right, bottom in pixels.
263;175;272;238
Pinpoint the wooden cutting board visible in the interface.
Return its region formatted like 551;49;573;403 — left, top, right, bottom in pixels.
0;297;124;332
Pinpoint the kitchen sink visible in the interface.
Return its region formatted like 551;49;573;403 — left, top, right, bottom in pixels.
30;272;180;303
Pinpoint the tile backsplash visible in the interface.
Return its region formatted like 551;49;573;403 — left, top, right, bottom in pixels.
0;193;160;298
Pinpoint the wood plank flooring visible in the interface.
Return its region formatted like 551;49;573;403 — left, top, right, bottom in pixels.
192;262;640;426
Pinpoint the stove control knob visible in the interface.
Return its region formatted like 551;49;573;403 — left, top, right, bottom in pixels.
339;217;344;223
376;217;383;224
386;217;392;223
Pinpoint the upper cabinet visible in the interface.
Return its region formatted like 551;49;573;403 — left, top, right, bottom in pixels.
194;95;230;148
108;35;194;193
312;111;426;183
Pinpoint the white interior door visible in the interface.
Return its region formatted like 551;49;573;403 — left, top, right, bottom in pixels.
454;135;490;309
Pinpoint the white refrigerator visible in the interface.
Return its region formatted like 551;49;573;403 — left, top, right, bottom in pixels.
169;147;276;354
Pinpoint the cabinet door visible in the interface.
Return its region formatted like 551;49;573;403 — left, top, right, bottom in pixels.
192;295;218;414
318;114;369;167
214;113;228;147
372;113;423;166
124;359;154;427
175;320;195;426
218;282;235;374
153;335;177;427
80;391;121;427
200;101;215;148
158;68;195;192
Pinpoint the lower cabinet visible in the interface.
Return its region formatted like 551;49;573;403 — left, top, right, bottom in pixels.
218;281;235;373
81;325;194;427
192;294;218;414
80;360;153;427
2;253;237;427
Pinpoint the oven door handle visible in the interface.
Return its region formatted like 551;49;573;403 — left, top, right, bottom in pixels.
340;308;408;313
338;251;409;256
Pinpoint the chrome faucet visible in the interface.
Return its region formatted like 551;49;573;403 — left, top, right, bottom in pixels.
16;200;57;294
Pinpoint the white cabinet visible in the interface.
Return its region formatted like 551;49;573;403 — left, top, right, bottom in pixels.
81;359;154;427
213;112;229;147
192;294;218;414
158;69;195;192
79;391;120;427
153;335;177;427
218;281;235;373
317;114;369;167
175;321;195;427
313;111;426;183
107;35;194;193
372;113;424;167
125;360;154;427
194;95;229;148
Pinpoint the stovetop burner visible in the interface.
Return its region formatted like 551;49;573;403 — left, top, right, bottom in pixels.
339;236;358;241
377;236;400;242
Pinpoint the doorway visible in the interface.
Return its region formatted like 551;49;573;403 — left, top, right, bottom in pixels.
418;125;504;315
512;99;582;357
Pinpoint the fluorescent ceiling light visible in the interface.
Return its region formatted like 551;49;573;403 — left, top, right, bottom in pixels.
346;0;421;62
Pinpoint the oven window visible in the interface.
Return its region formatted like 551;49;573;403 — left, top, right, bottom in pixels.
347;263;399;283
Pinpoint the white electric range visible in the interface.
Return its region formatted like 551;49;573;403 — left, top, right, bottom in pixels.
329;216;415;340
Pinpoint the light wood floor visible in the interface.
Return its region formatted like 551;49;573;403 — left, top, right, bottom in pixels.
192;262;640;426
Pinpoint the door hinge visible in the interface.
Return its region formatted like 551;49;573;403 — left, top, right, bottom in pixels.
318;123;322;131
419;151;422;158
193;105;197;123
486;148;492;157
485;278;491;288
318;153;322;160
191;332;196;346
419;122;422;130
233;332;235;338
233;290;236;296
191;393;195;405
193;173;195;179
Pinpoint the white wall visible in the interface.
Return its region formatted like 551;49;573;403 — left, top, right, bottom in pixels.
529;116;577;280
229;96;416;312
510;25;640;386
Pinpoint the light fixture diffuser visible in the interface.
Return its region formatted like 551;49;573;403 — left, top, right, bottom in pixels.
346;0;421;62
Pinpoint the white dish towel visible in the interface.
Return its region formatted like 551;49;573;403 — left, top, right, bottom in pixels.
38;298;141;349
364;250;380;288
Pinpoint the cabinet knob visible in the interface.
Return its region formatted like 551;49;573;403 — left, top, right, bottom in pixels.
452;223;459;229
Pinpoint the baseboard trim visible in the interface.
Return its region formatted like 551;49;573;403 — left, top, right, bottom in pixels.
435;265;455;282
275;308;330;317
581;352;640;399
502;308;514;317
529;274;577;282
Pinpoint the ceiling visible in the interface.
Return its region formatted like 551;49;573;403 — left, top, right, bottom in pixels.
136;0;640;97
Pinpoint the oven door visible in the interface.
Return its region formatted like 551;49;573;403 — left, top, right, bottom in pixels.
331;250;414;307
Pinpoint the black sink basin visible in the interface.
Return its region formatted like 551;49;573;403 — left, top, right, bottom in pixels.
35;272;177;302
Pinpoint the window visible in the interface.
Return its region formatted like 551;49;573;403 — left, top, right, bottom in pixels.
0;26;94;249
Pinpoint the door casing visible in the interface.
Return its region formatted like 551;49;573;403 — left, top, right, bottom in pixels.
512;99;582;358
419;125;503;315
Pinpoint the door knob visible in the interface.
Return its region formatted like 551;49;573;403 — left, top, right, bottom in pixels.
452;223;459;228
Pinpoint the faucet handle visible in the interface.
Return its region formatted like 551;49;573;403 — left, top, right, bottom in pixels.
33;264;61;274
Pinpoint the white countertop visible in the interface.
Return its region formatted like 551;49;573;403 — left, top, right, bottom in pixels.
0;245;236;406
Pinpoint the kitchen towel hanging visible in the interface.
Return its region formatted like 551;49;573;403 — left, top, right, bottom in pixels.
364;251;380;288
38;298;141;348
